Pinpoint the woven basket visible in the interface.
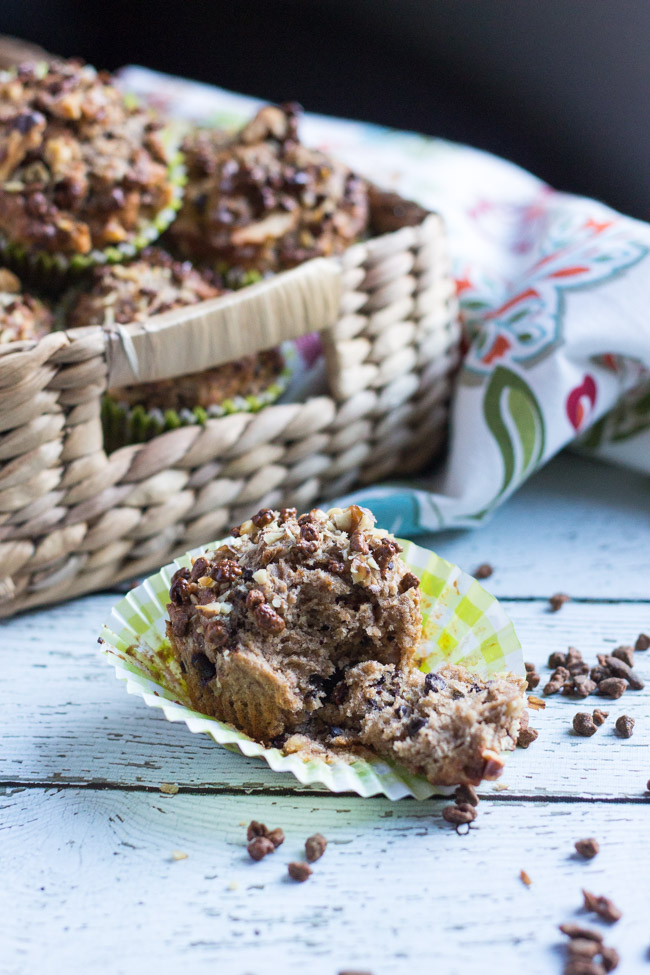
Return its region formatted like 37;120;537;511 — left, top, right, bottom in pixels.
0;200;460;617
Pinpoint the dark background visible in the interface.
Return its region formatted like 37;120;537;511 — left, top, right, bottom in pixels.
2;0;648;220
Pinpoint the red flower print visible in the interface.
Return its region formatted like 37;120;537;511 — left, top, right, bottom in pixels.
566;375;597;430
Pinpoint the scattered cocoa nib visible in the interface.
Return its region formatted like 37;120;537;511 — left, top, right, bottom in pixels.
454;783;479;807
573;712;598;737
597;678;627;700
524;662;540;690
566;676;598;699
634;632;649;651
442;802;477;826
517;727;539;748
590;665;611;685
305;833;327;862
611;645;635;668
246;821;284;848
519;869;532;886
247;835;275;860
549;592;571;612
549;650;568;669
475;563;493;579
592;709;609;727
598;654;644;690
582;889;622;923
615;715;635;738
288;861;312;882
575;838;599;859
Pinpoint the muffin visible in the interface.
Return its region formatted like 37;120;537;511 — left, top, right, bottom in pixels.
61;248;288;450
0;266;52;343
0;59;183;280
166;504;421;742
167;102;369;276
166;502;527;786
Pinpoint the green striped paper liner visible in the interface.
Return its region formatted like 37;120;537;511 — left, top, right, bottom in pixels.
101;342;296;453
98;538;524;800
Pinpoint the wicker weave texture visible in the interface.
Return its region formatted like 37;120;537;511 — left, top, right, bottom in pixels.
0;211;460;617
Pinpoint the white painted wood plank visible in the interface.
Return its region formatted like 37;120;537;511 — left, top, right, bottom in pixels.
1;594;649;798
422;454;650;601
1;788;648;975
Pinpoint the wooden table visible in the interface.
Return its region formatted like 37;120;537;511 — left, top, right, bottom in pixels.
2;453;648;975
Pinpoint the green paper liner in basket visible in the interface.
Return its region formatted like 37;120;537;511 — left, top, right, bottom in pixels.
99;538;524;800
100;341;296;453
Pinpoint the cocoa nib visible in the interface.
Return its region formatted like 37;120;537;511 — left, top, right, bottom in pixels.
592;709;609;727
634;632;650;651
597;654;644;690
517;727;539;748
474;563;493;579
524;661;540;690
398;571;419;594
288;861;312;882
611;645;634;668
247;835;275;860
573;712;597;737
442;802;476;826
305;833;327;862
597;678;627;699
548;650;568;668
575;838;599;859
254;603;285;633
549;592;571;612
615;715;634;738
246;821;284;859
582;890;622;923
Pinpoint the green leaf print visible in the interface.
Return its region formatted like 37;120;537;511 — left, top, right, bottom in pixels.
484;366;546;499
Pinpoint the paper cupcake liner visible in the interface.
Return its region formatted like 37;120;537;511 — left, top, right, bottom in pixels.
0;145;186;293
98;538;524;800
101;341;295;453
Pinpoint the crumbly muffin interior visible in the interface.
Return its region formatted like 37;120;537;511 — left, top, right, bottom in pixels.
167;505;421;740
305;660;525;786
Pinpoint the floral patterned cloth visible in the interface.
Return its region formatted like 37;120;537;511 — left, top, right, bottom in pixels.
120;67;650;534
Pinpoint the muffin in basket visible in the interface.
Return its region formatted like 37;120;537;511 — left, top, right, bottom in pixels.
0;59;184;284
61;248;288;451
0;266;52;343
166;102;369;280
166;504;526;786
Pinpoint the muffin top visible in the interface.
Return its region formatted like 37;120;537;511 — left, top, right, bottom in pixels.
64;247;221;329
0;59;177;256
0;266;52;343
168;102;369;272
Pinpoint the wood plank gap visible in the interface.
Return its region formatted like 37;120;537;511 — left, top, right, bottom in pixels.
2;780;649;804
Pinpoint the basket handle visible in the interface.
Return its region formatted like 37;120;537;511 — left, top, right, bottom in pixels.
102;257;342;388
